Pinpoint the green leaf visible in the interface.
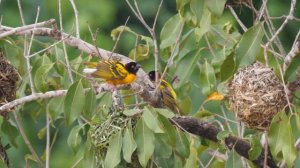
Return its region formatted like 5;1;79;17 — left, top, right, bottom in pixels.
284;54;300;82
184;140;198;168
83;136;96;167
33;63;54;92
143;106;164;133
217;130;230;141
84;89;96;119
155;134;173;158
175;131;190;158
0;116;3;130
210;24;240;50
179;96;192;115
205;0;226;16
104;131;123;168
220;52;235;81
225;151;243;168
194;8;211;43
129;44;150;62
111;26;135;40
67;125;82;153
174;49;202;88
48;96;64;121
1;120;19;147
235;23;264;68
247;134;262;160
135;118;155;167
123;109;139;117
64;79;85;125
122;127;137;163
160;14;184;49
190;0;204;26
37;126;46;140
199;59;216;95
155;108;175;118
157;113;176;146
268;111;297;168
176;0;190;11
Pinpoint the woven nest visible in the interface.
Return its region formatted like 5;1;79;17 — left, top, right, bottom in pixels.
0;51;18;118
228;62;287;130
89;110;139;167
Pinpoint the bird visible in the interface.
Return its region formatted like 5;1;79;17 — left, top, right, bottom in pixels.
83;60;141;85
148;71;181;114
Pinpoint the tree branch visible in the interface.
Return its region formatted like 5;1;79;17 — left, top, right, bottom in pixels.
0;24;158;109
171;117;278;168
0;19;56;39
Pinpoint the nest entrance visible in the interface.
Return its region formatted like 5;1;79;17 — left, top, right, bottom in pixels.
228;62;287;130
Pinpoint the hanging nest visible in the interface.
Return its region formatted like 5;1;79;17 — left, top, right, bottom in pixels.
89;109;140;167
227;62;287;130
0;51;19;119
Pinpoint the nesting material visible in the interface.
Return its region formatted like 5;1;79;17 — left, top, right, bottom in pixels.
89;110;138;160
228;62;287;130
0;51;18;118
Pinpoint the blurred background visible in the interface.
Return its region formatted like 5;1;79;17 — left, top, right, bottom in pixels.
0;0;300;167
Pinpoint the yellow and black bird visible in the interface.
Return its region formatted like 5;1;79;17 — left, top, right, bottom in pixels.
83;60;141;85
148;71;181;114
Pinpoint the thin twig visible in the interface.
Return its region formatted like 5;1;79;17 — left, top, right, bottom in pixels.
157;23;184;93
58;0;74;83
264;0;296;53
283;30;300;71
256;0;268;22
125;0;161;80
152;0;163;29
204;149;219;168
87;24;102;58
69;0;80;38
13;111;44;167
71;157;83;168
228;6;247;32
0;19;55;39
110;17;130;59
0;90;67;112
28;34;71;58
263;3;286;56
25;6;41;94
17;0;26;25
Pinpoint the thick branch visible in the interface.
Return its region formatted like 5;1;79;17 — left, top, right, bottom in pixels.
171;117;278;168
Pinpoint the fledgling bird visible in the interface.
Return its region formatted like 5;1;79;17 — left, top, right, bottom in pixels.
148;71;181;114
83;60;141;85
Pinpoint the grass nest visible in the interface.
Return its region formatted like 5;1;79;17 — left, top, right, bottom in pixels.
227;62;287;130
89;109;140;167
0;51;19;119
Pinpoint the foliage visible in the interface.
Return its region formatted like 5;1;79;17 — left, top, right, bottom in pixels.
0;0;300;167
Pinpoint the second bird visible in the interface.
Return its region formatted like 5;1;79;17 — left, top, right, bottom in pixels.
148;71;181;115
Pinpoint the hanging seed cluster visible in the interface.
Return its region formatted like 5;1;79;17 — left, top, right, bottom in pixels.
0;51;18;118
228;62;287;130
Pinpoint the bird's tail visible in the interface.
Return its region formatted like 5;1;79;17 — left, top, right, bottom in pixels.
83;62;97;75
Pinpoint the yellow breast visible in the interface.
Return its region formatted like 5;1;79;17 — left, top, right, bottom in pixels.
106;73;137;85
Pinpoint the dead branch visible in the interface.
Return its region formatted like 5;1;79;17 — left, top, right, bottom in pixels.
171;116;278;168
